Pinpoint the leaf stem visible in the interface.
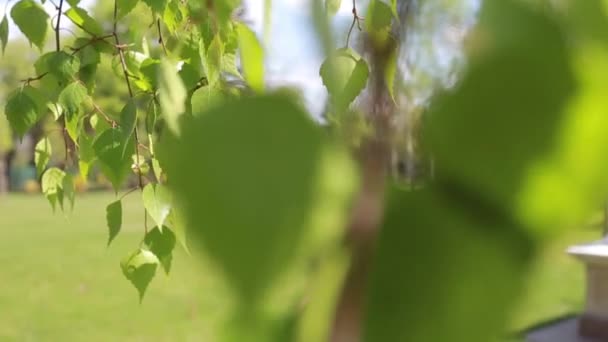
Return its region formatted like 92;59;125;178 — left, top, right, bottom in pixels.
55;0;64;51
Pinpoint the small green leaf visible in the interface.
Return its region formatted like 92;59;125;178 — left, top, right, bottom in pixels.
236;23;265;92
34;137;53;177
158;59;187;135
204;35;224;88
144;226;176;274
63;174;75;211
65;7;103;36
119;99;137;157
41;167;66;212
48;51;81;82
142;183;172;228
58;81;88;117
325;0;342;16
121;249;159;301
78;133;95;179
146;99;158;133
151;157;163;183
320;48;369;111
366;0;394;33
93;127;135;191
142;0;168;14
0;15;9;55
11;0;49;50
5;87;41;137
117;0;139;18
106;200;122;246
190;86;225;114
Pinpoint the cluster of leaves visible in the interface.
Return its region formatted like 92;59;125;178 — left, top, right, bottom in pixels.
6;0;608;340
2;0;266;300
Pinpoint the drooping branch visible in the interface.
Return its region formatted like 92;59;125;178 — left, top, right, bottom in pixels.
113;0;148;233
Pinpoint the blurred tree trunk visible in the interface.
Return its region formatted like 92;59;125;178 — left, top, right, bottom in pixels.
331;1;414;341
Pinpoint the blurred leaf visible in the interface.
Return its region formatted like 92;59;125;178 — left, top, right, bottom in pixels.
144;226;176;274
78;133;95;179
106;200;122;246
158;59;186;135
325;0;341;16
121;249;159;301
5;87;41;137
34;137;53;177
41;167;66;212
363;187;533;342
204;35;224;88
160;94;338;302
0;15;9;55
11;0;49;50
58;81;88;117
426;0;576;238
320;48;369;111
63;174;75;211
65;7;103;36
143;0;167;14
142;183;172;229
236;23;265;92
119;99;137;157
93;127;134;191
117;0;139;18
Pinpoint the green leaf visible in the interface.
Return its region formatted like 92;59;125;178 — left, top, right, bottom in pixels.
159;94;347;302
11;0;49;50
236;23;265;92
63;174;75;211
0;15;9;55
366;0;394;33
48;51;81;82
143;0;168;14
117;0;139;18
121;249;159;301
146;100;158;133
158;59;187;135
144;226;176;274
34;137;53;178
73;38;101;66
65;7;103;36
222;53;242;78
106;200;122;246
190;86;225;114
142;183;172;228
204;35;224;88
426;0;577;238
325;0;342;16
67;0;81;6
41;167;66;212
119;99;137;157
93;127;135;191
320;48;369;111
363;188;532;342
4;87;41;137
78;133;95;179
58;81;88;117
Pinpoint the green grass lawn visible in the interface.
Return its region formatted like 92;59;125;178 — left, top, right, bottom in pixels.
0;192;601;340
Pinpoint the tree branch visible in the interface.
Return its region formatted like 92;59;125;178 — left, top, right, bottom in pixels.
113;0;147;233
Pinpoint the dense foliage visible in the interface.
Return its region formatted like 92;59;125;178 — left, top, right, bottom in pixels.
4;0;608;340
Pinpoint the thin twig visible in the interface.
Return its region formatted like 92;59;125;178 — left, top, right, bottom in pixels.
157;18;168;55
120;187;139;200
91;102;117;127
55;0;64;51
70;34;114;55
345;0;364;48
21;72;49;85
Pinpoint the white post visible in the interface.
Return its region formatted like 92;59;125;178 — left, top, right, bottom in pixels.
568;242;608;339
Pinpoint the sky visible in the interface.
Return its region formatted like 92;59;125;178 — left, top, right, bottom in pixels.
2;0;478;116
